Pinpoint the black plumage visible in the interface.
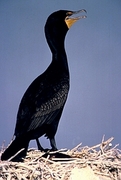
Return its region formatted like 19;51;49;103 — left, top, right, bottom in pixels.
1;10;86;161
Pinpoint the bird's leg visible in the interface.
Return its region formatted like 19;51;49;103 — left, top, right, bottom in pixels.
49;137;58;151
36;138;44;151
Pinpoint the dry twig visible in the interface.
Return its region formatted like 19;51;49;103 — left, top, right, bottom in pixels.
0;137;121;180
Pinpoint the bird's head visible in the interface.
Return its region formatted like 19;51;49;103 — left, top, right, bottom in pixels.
45;9;87;30
45;10;87;54
65;9;87;28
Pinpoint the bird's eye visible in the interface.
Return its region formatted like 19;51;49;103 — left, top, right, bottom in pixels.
66;12;73;16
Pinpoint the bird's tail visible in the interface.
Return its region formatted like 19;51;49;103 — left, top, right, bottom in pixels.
1;136;29;162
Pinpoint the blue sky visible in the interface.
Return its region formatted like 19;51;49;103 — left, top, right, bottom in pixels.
0;0;121;150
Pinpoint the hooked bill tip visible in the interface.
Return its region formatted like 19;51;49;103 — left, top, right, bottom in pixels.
68;9;87;20
73;9;87;14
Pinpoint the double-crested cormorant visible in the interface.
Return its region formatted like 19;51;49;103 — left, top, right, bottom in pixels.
1;10;86;161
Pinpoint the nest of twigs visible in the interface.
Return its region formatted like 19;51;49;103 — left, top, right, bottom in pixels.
0;136;121;180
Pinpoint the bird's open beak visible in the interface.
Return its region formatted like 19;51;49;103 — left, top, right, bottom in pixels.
65;9;87;29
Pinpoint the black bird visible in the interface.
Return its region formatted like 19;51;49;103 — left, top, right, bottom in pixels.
1;10;86;161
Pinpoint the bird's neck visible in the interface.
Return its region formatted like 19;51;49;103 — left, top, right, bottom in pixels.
52;50;69;72
46;33;69;72
47;37;69;71
45;21;69;72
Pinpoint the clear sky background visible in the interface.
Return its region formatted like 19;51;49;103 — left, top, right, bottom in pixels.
0;0;121;150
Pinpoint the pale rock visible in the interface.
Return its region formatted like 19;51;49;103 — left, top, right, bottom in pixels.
69;166;99;180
